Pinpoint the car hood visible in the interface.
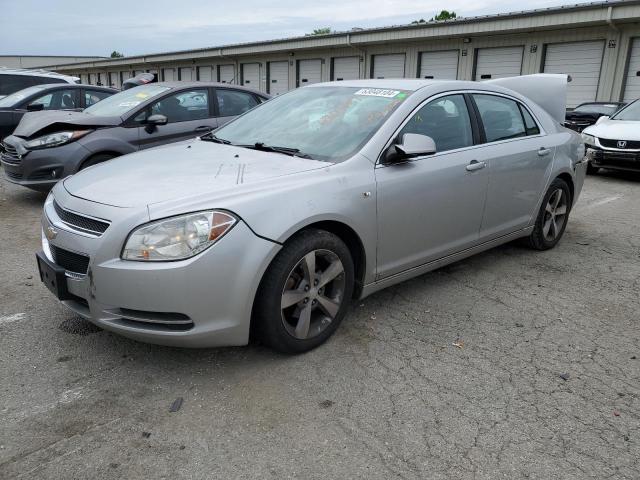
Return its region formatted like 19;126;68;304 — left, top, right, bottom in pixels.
12;110;121;138
565;111;599;122
63;139;330;208
583;120;640;139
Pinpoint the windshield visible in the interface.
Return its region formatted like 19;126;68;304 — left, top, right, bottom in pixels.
0;85;47;108
214;86;410;162
84;84;170;117
611;100;640;121
573;103;620;115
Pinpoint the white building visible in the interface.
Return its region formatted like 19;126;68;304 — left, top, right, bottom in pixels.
43;0;640;107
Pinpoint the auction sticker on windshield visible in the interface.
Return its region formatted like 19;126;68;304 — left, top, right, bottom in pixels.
354;88;402;98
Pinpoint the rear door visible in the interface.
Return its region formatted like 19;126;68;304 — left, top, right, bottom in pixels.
133;88;218;150
470;93;554;240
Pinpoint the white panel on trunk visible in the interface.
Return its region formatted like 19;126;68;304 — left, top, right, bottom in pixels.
332;56;360;81
298;59;322;86
543;41;604;107
241;63;260;88
623;38;640;103
475;46;523;80
219;65;236;84
268;61;289;95
419;50;459;79
372;54;405;79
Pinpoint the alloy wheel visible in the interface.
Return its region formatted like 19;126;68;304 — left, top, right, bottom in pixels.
543;188;568;242
280;249;346;340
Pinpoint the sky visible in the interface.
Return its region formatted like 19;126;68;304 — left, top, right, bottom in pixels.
1;0;574;57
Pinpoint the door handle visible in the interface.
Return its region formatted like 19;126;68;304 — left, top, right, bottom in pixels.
538;147;551;156
465;160;486;172
195;126;212;133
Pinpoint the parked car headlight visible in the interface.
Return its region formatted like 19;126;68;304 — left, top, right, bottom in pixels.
122;211;237;261
581;133;596;146
24;130;91;150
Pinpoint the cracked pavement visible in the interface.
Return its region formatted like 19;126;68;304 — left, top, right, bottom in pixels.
1;172;639;479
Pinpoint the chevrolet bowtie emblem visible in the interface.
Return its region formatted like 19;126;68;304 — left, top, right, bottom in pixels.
45;226;58;240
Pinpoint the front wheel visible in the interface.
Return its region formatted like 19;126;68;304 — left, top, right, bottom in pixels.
80;153;116;171
253;229;354;354
525;178;571;250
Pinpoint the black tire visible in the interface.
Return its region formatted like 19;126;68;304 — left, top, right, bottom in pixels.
253;229;354;354
525;178;572;251
586;162;600;175
80;153;116;171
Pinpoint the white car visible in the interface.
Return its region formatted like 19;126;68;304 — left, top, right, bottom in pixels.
582;99;640;174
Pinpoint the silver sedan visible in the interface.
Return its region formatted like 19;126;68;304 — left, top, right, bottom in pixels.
37;75;587;353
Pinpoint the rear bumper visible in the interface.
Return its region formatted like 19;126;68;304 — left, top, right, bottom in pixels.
587;147;640;172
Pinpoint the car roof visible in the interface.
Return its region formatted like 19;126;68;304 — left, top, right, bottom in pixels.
0;67;79;82
576;101;624;106
153;81;269;98
312;79;441;91
28;83;118;92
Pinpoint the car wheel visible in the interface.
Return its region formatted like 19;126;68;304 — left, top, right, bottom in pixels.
586;162;600;175
80;153;116;171
525;178;571;251
254;229;354;354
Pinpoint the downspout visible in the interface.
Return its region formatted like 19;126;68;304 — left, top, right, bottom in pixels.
346;33;367;78
217;48;238;84
606;5;622;100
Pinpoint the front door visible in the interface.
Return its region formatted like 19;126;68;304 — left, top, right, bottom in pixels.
375;93;489;279
135;88;218;150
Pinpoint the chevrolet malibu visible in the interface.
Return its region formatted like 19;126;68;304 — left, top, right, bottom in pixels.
37;75;587;353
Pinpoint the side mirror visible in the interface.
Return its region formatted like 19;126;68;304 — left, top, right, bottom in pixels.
146;114;168;126
384;133;436;164
26;103;44;112
595;115;610;125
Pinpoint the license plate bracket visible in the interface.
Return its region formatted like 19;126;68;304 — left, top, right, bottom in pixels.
36;251;73;301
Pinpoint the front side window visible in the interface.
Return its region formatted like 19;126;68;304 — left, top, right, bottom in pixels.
0;85;47;107
85;90;111;107
398;94;473;152
29;89;77;110
216;89;258;117
84;84;170;117
214;86;409;162
473;94;537;143
148;89;210;123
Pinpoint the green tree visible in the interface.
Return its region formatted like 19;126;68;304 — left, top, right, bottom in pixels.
411;19;426;24
110;51;124;58
307;27;332;36
430;10;457;21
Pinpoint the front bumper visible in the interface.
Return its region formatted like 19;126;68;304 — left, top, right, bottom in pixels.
586;146;640;172
1;136;90;190
40;187;281;347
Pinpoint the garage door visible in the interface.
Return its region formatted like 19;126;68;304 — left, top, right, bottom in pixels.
162;68;175;82
179;67;193;81
197;66;213;82
241;63;260;88
332;56;359;81
543;41;604;107
88;73;97;85
219;65;235;84
419;50;459;79
371;54;405;79
474;46;523;80
623;38;640;103
298;59;322;87
108;72;121;88
268;61;289;95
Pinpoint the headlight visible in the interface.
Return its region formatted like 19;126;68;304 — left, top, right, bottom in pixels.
581;133;596;146
25;130;91;150
121;210;237;261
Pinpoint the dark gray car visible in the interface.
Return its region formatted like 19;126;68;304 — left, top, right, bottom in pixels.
1;82;269;191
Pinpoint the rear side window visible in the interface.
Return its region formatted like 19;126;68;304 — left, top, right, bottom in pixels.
520;106;540;136
216;89;259;117
85;90;111;107
149;89;210;123
399;94;473;152
0;74;32;96
473;94;527;142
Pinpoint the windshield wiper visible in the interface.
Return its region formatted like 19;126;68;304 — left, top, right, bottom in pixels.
199;132;231;144
241;142;313;159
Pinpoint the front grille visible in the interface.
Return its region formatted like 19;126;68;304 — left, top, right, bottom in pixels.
0;142;21;164
591;149;640;170
53;200;110;236
599;138;640;149
51;245;90;275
